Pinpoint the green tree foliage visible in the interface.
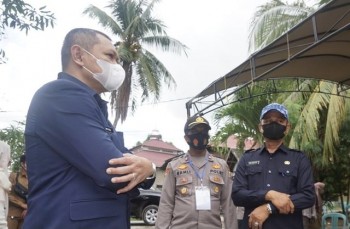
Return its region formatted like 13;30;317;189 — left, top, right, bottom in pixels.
0;121;25;171
0;0;55;63
83;0;187;125
288;82;348;163
317;109;350;214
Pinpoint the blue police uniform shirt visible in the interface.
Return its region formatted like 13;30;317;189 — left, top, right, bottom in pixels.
23;72;139;229
232;144;315;229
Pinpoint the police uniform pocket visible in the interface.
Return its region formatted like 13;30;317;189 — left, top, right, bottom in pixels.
278;166;297;192
245;165;262;175
245;165;262;189
176;175;193;197
209;174;224;197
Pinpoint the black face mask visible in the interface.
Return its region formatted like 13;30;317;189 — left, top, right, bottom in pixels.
262;122;286;140
186;133;209;150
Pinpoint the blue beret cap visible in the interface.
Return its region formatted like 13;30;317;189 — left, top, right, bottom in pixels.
260;103;288;120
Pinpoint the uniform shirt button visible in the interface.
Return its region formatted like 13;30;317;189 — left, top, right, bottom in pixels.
267;184;270;187
268;170;271;173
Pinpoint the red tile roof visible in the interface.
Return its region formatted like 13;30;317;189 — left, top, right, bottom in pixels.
134;150;180;167
141;139;182;151
130;132;183;167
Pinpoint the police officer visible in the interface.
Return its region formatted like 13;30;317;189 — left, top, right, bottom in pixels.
156;116;237;229
232;103;315;229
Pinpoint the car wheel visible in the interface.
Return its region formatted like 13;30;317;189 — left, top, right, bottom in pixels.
142;204;158;225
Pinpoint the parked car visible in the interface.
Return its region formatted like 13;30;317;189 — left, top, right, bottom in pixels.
130;188;161;225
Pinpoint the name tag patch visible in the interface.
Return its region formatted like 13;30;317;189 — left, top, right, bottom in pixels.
248;160;260;165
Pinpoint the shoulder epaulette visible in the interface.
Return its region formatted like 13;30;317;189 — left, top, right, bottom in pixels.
169;154;186;163
289;148;303;153
212;155;228;162
244;148;259;154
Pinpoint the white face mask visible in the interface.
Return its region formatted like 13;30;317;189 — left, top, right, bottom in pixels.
82;48;125;91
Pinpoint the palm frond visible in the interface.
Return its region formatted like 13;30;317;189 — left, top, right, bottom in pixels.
143;36;188;55
289;82;332;149
323;84;346;162
142;50;175;86
137;53;159;99
83;5;123;36
134;49;176;102
116;42;135;62
249;3;313;52
108;0;138;31
142;0;161;19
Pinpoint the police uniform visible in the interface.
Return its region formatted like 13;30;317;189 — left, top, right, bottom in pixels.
156;152;237;229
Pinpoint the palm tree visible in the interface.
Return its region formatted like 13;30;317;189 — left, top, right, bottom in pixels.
287;81;348;163
83;0;187;125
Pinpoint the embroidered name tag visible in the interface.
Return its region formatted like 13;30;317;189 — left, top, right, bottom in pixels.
247;160;260;165
176;170;191;176
209;169;223;175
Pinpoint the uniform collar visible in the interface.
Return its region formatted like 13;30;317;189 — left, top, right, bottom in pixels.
184;150;213;162
259;143;289;155
58;72;97;97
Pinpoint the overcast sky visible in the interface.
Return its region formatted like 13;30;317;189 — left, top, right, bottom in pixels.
0;0;272;151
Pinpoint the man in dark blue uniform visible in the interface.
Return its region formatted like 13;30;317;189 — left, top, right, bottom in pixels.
23;28;155;229
232;103;315;229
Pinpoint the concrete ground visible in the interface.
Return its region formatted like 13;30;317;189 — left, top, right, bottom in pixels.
130;215;225;228
131;220;155;229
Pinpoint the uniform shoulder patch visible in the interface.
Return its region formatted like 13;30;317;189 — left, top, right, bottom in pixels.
244;148;259;154
170;154;186;163
289;148;303;154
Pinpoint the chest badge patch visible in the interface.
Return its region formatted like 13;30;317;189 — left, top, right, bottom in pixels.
180;187;188;194
178;164;188;170
212;164;221;169
213;176;221;182
214;186;219;193
284;161;291;165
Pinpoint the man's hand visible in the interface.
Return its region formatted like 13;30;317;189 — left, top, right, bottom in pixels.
265;190;294;214
248;204;270;229
106;153;153;194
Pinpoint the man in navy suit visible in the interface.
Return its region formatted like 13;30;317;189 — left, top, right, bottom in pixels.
23;28;156;229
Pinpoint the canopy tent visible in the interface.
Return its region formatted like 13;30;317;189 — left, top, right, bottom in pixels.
186;0;350;117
